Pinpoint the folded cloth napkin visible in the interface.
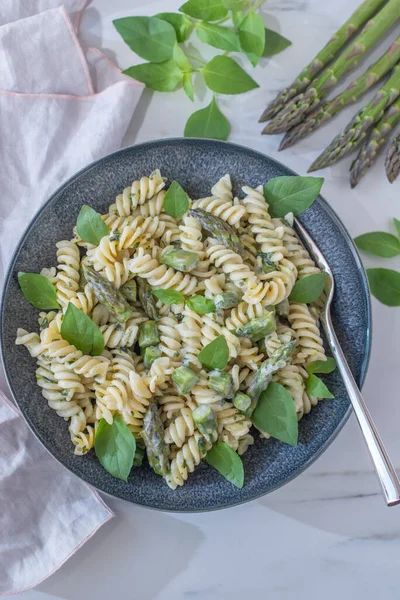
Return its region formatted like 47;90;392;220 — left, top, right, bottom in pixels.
0;1;143;594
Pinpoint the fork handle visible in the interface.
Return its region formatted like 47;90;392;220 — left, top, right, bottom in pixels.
322;311;400;507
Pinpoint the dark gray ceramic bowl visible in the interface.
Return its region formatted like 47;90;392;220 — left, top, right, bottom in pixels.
1;139;371;512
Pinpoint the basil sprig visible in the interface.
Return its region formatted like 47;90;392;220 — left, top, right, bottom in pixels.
60;303;104;356
163;181;190;218
264;176;324;218
76;205;108;246
206;441;244;488
252;382;298;446
18;272;60;310
184;96;230;140
95;416;136;481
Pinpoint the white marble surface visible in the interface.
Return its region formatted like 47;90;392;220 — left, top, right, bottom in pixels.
14;0;400;598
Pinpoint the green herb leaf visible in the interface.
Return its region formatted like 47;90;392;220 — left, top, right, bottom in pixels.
113;16;176;63
232;10;244;28
252;382;298;446
186;295;215;314
152;289;185;305
289;273;326;304
76;205;108;246
198;335;229;370
201;56;258;95
156;12;194;42
366;268;400;306
163;181;189;218
60;303;105;356
239;11;265;67
206;441;244;488
183;72;195;101
223;0;245;9
184;96;230;140
196;22;240;51
306;357;336;374
263;28;292;57
18;272;60;310
306;374;334;399
173;43;192;72
95;416;136;481
124;59;183;92
264;176;324;218
354;232;400;258
179;0;228;21
394;217;400;239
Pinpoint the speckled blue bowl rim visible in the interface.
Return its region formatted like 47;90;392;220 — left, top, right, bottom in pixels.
0;138;372;512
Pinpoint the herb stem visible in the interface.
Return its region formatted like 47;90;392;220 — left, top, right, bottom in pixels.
214;16;230;25
186;53;208;65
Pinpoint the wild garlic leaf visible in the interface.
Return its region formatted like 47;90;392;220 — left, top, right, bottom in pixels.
60;303;104;356
95;416;136;481
306;374;334;399
113;16;176;63
173;43;192;72
183;72;195;101
263;28;292;57
156;12;194;42
186;295;215;314
76;205;108;245
354;232;400;258
239;11;265;67
201;56;259;94
184;96;230;140
289;273;326;304
306;357;336;374
206;441;244;488
163;181;190;218
179;0;228;21
393;217;400;239
196;22;240;52
367;268;400;306
252;382;298;446
124;60;183;92
264;176;324;217
152;289;185;305
18;272;60;310
198;335;229;370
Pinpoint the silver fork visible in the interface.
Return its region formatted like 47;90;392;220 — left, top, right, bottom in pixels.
295;218;400;507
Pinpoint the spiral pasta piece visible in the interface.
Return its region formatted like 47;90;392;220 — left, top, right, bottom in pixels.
211;174;232;202
137;190;166;218
224;300;268;331
164;407;195;447
288;303;326;365
108;170;166;216
71;426;95;455
274;219;321;279
128;248;198;295
165;430;217;489
206;239;256;291
179;214;214;278
201;313;240;359
158;315;182;368
191;196;245;229
55;240;80;307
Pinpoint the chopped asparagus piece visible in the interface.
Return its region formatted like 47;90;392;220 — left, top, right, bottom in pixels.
137;278;159;320
142;402;169;476
160;248;199;272
172;366;200;394
138;321;160;348
235;313;276;342
258;337;267;353
133;444;145;467
142;345;162;368
271;340;296;363
208;370;234;398
233;392;252;414
120;279;137;303
79;267;87;292
83;265;133;323
214;290;242;310
276;298;289;319
193;405;217;436
189;208;244;256
257;252;276;274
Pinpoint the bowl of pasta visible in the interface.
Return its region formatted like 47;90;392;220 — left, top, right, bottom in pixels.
1;138;371;511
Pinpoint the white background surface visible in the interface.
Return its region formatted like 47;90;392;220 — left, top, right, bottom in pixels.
14;0;400;598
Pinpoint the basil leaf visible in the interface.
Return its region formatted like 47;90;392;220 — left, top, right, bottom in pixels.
124;60;183;92
184;96;230;140
113;16;176;63
183;72;195;101
76;205;108;246
61;303;105;356
186;295;215;314
239;12;265;67
201;56;259;94
264;176;324;217
223;0;245;9
18;272;60;310
252;382;298;446
306;357;336;374
206;441;244;488
367;268;400;306
232;10;244;28
354;232;400;258
173;43;192;72
394;217;400;239
289;273;326;304
179;0;228;21
163;181;189;218
156;12;193;43
263;28;292;57
95;416;136;481
152;289;185;305
198;335;229;370
306;374;334;399
196;22;240;52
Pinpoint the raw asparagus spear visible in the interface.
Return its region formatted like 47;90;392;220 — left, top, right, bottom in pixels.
192;405;217;438
214;290;242;310
83;265;133;323
350;98;400;186
160;248;199;272
142;402;169;476
137;278;159;320
263;0;400;134
138;321;160;348
385;133;400;182
208;370;234;398
309;65;400;172
259;0;387;122
280;38;400;150
120;279;137;303
235;313;276;342
172;366;199;394
189;208;244;256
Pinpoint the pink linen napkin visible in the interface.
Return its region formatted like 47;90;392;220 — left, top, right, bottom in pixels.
0;1;143;594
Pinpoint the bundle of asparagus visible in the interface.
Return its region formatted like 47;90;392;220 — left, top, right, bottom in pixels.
260;0;400;185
